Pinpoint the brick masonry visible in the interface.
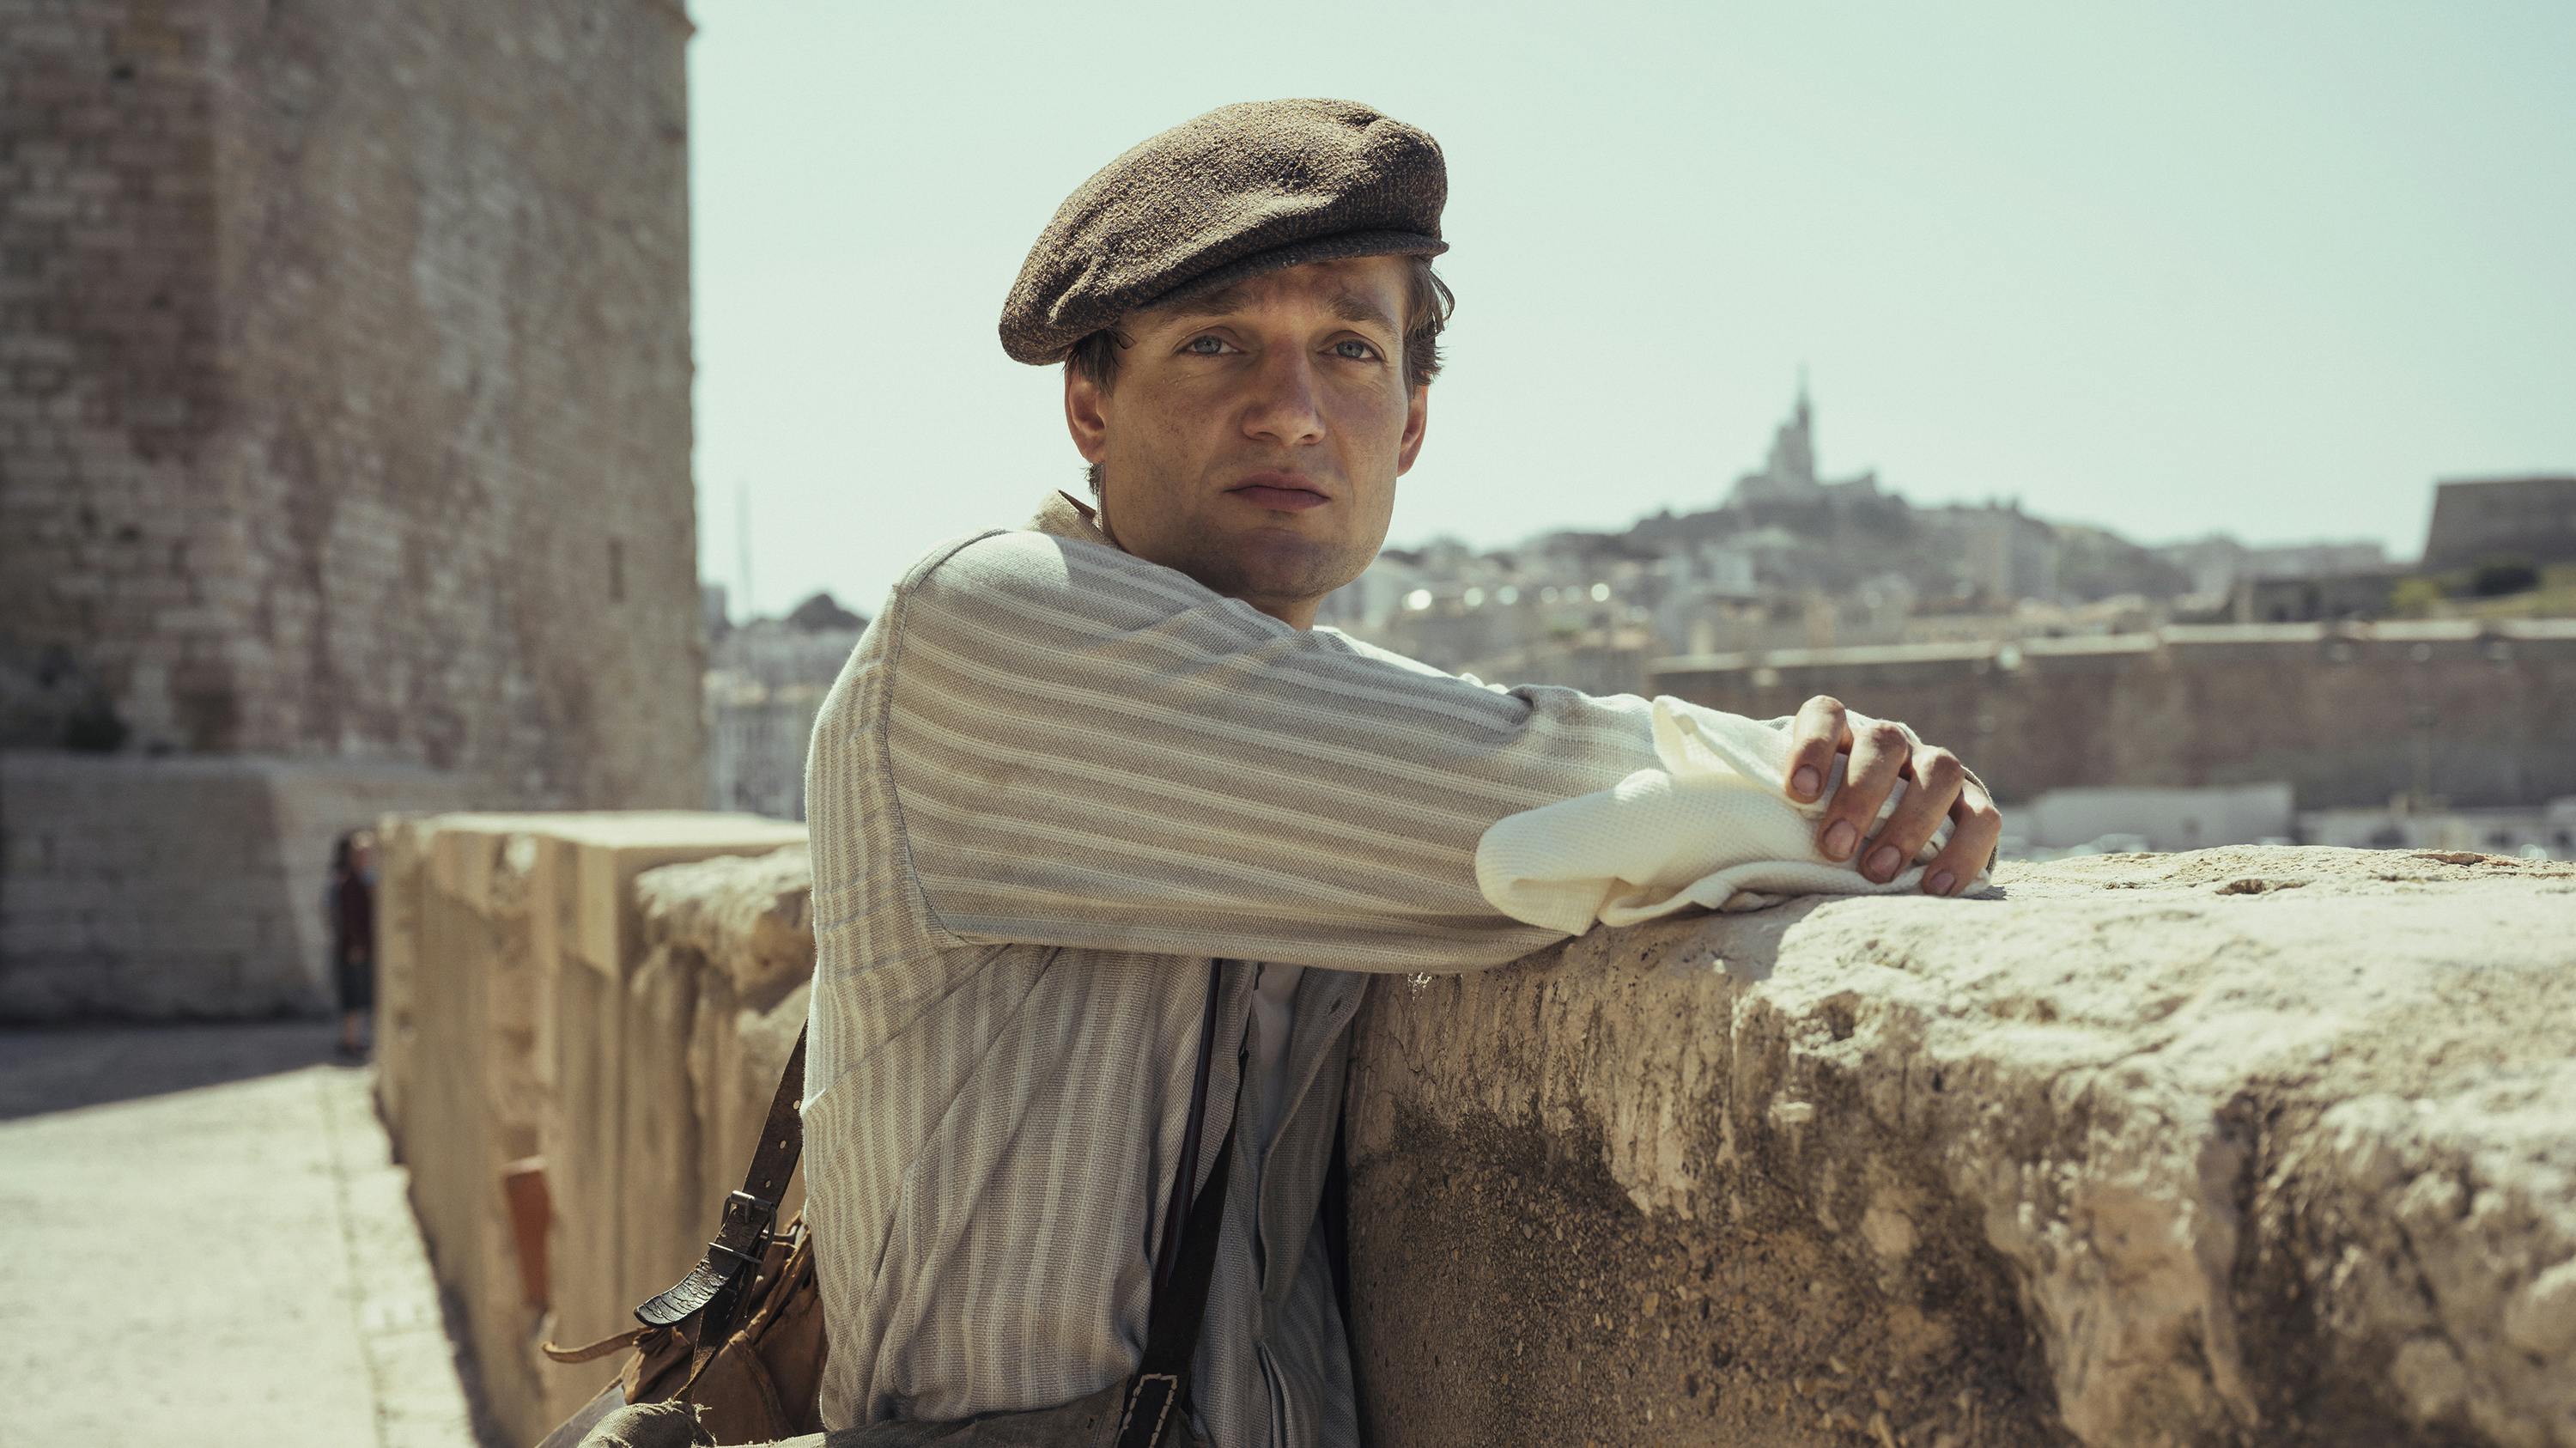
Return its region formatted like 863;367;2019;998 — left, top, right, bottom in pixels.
1;0;706;1017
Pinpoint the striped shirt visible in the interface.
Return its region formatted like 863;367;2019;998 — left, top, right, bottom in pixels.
800;490;1967;1447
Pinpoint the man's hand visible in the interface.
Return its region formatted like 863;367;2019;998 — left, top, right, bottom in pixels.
1783;695;2002;897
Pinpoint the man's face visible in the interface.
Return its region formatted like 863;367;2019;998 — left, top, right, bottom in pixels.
1064;255;1429;629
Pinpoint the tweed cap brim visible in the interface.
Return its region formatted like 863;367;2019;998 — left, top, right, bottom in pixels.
1001;99;1448;365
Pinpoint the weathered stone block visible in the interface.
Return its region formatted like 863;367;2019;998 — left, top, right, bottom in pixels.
617;939;707;1313
550;813;807;980
1346;846;2576;1447
644;848;814;1246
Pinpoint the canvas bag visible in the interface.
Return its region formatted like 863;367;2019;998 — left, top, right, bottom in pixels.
534;961;1233;1448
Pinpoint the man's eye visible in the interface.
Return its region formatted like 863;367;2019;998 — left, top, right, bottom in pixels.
1332;339;1382;362
1183;336;1231;356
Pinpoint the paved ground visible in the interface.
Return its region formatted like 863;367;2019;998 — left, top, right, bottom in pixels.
0;1022;485;1447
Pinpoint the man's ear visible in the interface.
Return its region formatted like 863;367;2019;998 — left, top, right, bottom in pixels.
1394;382;1431;476
1065;367;1109;465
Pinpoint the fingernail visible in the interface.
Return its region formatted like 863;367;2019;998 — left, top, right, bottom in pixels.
1928;870;1956;897
1791;766;1820;799
1867;845;1901;881
1823;820;1857;860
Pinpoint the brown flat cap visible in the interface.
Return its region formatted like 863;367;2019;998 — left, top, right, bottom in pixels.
1000;99;1449;365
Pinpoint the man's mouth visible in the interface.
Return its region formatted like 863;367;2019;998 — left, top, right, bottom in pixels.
1227;473;1330;512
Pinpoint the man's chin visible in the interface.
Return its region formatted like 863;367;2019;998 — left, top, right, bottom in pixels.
1188;535;1351;609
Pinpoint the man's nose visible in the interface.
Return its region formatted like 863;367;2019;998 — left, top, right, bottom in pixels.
1239;347;1326;447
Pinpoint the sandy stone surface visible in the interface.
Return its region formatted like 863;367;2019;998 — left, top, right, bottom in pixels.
0;1023;483;1447
1346;845;2576;1447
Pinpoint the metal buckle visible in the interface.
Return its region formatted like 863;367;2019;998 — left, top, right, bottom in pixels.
708;1237;766;1270
708;1189;780;1270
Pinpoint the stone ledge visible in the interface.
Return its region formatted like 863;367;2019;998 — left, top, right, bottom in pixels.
635;845;816;1006
374;813;809;1445
1346;846;2576;1447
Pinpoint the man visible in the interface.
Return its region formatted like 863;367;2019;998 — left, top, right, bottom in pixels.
799;100;2001;1448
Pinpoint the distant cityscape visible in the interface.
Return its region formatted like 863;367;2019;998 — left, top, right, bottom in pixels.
706;380;2576;860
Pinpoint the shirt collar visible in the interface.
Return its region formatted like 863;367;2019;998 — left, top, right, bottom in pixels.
1029;490;1114;548
1028;489;1334;637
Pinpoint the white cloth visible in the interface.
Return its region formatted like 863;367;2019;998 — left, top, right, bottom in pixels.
1475;698;1961;934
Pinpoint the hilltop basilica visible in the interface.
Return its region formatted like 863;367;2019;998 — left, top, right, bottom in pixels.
1727;371;1885;508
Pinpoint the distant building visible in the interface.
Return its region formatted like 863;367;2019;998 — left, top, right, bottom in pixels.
1653;619;2576;812
1455;634;1655;699
704;593;868;820
2155;536;2391;598
2300;799;2576;859
1726;374;1883;508
2421;475;2576;572
1926;503;2062;601
2231;569;2406;624
1314;553;1429;634
2017;782;2295;853
705;673;832;823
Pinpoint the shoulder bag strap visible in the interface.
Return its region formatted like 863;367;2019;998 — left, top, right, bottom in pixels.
1117;958;1239;1448
1152;958;1226;1302
635;1026;809;1345
629;957;1237;1444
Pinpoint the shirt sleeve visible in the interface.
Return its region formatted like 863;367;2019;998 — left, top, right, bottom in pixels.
877;529;1965;974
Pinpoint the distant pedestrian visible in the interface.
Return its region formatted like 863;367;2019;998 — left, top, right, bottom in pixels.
328;830;376;1059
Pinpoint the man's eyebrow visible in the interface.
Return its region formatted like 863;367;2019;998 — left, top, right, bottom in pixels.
1327;289;1400;334
1151;283;1400;334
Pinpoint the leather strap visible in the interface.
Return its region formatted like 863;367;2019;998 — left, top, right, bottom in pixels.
1118;973;1238;1448
627;958;1239;1447
1116;1114;1234;1448
1153;960;1225;1305
635;1027;809;1343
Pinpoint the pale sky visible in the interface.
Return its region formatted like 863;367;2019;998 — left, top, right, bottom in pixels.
688;1;2574;619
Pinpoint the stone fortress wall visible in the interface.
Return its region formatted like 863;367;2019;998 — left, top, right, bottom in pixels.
379;811;2576;1448
2421;475;2576;574
1;0;704;1018
1653;619;2576;812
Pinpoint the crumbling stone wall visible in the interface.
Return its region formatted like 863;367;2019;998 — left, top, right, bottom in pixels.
1347;846;2576;1446
380;818;2575;1447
